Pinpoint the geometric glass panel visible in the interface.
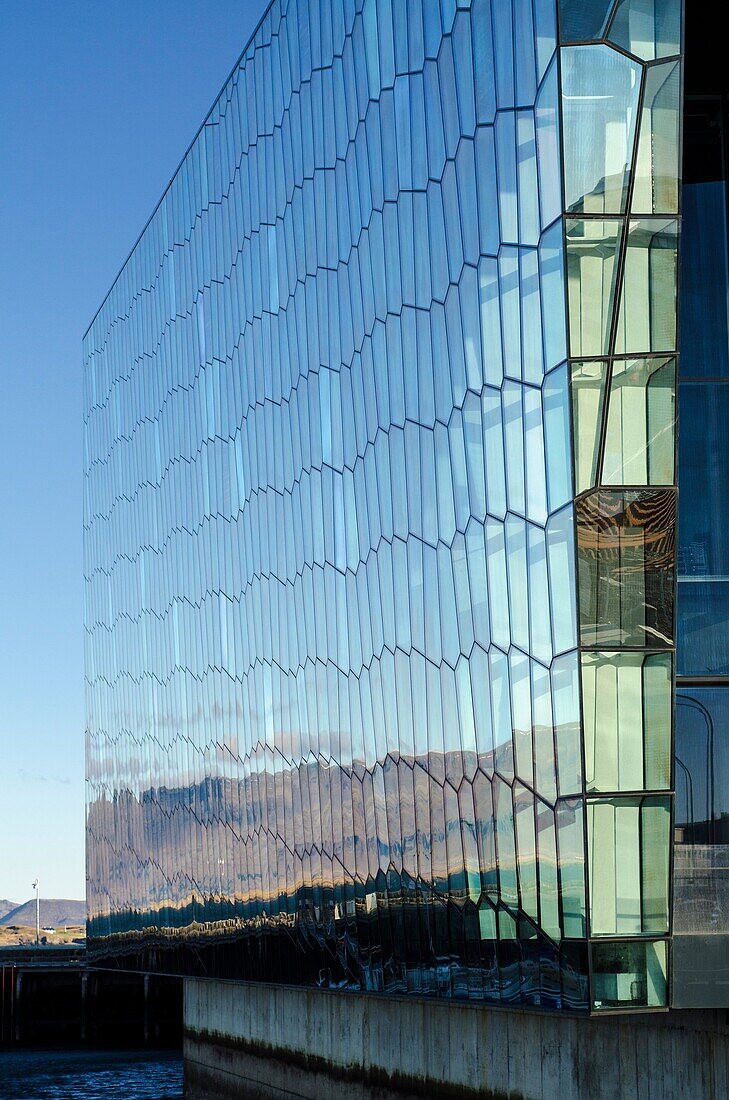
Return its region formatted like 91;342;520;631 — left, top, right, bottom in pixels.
581;651;672;792
591;938;668;1009
608;0;681;63
561;45;641;215
566;219;622;357
631;61;680;215
576;488;676;647
614;218;678;355
602;356;676;485
587;794;670;935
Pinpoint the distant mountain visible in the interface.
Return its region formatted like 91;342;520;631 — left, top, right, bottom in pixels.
0;900;18;921
0;899;85;927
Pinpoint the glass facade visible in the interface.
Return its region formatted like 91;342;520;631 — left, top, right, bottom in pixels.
672;3;729;1007
84;0;681;1013
561;0;680;1009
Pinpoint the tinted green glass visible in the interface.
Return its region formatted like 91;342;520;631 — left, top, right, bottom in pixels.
614;218;678;355
581;651;672;792
570;360;607;494
609;0;681;62
561;45;641;215
587;795;670;935
566;219;622;356
602;357;676;485
631;62;680;215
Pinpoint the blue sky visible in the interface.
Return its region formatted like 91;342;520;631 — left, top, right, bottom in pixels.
0;0;261;903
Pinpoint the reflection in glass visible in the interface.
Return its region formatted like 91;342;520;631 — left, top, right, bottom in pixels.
556;798;586;937
632;62;680;215
674;687;729;935
587;795;670;935
515;785;538;922
494;777;517;908
591;939;667;1009
558;0;614;43
582;651;671;792
614;218;678;355
566;219;622;357
79;0;686;1015
677;383;729;676
570;360;607;494
577;488;675;647
537;804;561;942
609;0;681;62
571;357;675;494
561;45;641;215
603;357;675;485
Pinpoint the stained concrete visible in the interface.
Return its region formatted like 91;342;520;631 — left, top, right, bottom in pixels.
183;979;729;1099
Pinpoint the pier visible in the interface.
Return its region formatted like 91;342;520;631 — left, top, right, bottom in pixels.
0;947;181;1047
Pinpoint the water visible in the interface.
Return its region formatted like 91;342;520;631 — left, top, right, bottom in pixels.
0;1050;183;1100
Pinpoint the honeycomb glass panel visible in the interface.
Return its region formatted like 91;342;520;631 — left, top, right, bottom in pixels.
537;803;561;942
81;0;593;1011
558;0;615;43
556;798;586;938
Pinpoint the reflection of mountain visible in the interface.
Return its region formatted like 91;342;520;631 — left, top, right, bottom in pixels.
86;744;588;1009
87;739;586;1011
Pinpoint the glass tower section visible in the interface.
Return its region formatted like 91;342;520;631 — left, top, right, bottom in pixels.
559;0;680;1010
673;3;729;1007
84;0;681;1013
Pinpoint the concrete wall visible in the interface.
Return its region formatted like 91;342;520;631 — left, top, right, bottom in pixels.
184;979;729;1099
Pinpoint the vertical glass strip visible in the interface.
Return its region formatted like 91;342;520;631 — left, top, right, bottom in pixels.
558;0;680;1013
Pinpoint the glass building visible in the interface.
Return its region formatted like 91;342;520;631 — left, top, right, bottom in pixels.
672;5;729;1008
84;0;706;1015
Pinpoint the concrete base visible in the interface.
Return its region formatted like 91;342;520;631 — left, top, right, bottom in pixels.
183;979;729;1099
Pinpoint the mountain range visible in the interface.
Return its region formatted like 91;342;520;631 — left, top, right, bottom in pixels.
0;899;85;927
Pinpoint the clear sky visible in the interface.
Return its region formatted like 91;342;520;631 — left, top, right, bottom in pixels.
0;0;261;904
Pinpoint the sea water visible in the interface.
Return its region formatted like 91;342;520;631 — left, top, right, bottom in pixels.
0;1049;182;1100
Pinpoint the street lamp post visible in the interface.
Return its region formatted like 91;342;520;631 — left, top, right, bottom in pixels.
32;879;39;947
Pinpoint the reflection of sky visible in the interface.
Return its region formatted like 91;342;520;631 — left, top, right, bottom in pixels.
0;0;259;903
